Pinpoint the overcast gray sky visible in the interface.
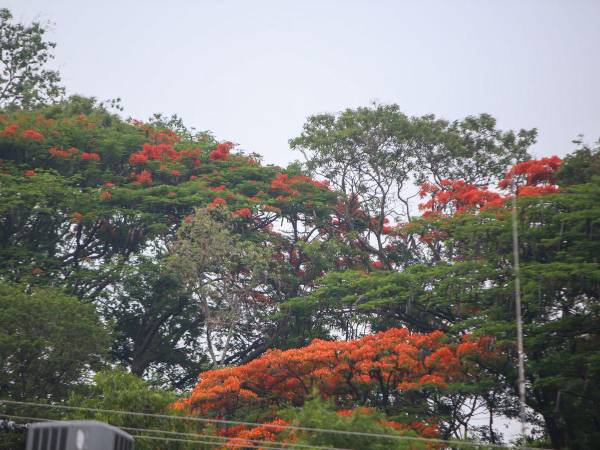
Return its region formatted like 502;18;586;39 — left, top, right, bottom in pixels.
5;0;600;166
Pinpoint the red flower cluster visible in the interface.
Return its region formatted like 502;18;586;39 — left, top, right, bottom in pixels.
270;173;329;194
209;141;233;161
80;152;100;161
24;170;36;177
419;179;504;216
131;120;181;145
129;140;202;168
1;123;18;136
129;143;178;164
48;147;71;158
499;156;562;197
417;157;563;218
371;260;383;269
21;129;44;141
49;147;79;158
133;170;153;185
233;207;252;218
208;197;226;208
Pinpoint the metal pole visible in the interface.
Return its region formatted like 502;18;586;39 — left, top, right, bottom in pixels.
511;176;527;438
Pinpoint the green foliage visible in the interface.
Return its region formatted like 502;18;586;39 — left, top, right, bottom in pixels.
0;9;64;109
0;98;341;384
2;88;597;449
558;138;600;186
290;103;535;266
104;257;210;390
67;369;198;450
282;396;426;450
282;177;600;448
411;112;536;186
0;281;108;401
167;208;275;367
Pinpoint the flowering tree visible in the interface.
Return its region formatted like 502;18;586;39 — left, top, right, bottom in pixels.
280;151;600;447
292;104;536;269
174;327;492;444
0;97;339;387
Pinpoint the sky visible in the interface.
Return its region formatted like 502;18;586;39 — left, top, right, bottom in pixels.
5;0;600;167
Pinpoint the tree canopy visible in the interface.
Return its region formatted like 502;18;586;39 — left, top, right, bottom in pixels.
0;36;598;447
0;9;64;109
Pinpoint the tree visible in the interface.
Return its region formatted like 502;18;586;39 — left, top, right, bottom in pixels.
281;155;600;448
67;369;197;450
290;103;417;265
222;396;430;450
0;9;64;109
167;208;274;368
0;281;108;401
0;99;340;382
411;113;535;187
174;326;493;443
290;104;535;268
105;257;209;390
558;138;600;186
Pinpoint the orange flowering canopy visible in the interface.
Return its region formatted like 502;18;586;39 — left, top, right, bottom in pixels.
0;103;337;301
498;155;562;196
174;327;491;420
416;156;562;219
418;179;504;217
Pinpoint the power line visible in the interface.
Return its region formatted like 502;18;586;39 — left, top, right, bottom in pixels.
132;434;290;449
5;415;323;450
121;426;348;450
121;426;341;450
1;400;551;450
4;414;348;450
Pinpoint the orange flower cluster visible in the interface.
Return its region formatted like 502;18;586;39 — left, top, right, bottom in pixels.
133;170;153;185
382;419;438;439
174;328;489;418
131;119;181;145
21;129;44;141
419;179;504;216
1;123;18;136
49;147;71;158
220;419;293;449
233;207;252;218
80;152;101;161
270;173;329;194
208;197;227;208
209;142;234;161
418;157;563;217
499;156;561;191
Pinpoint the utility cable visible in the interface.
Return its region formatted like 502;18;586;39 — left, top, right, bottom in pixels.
4;414;348;450
0;400;552;450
